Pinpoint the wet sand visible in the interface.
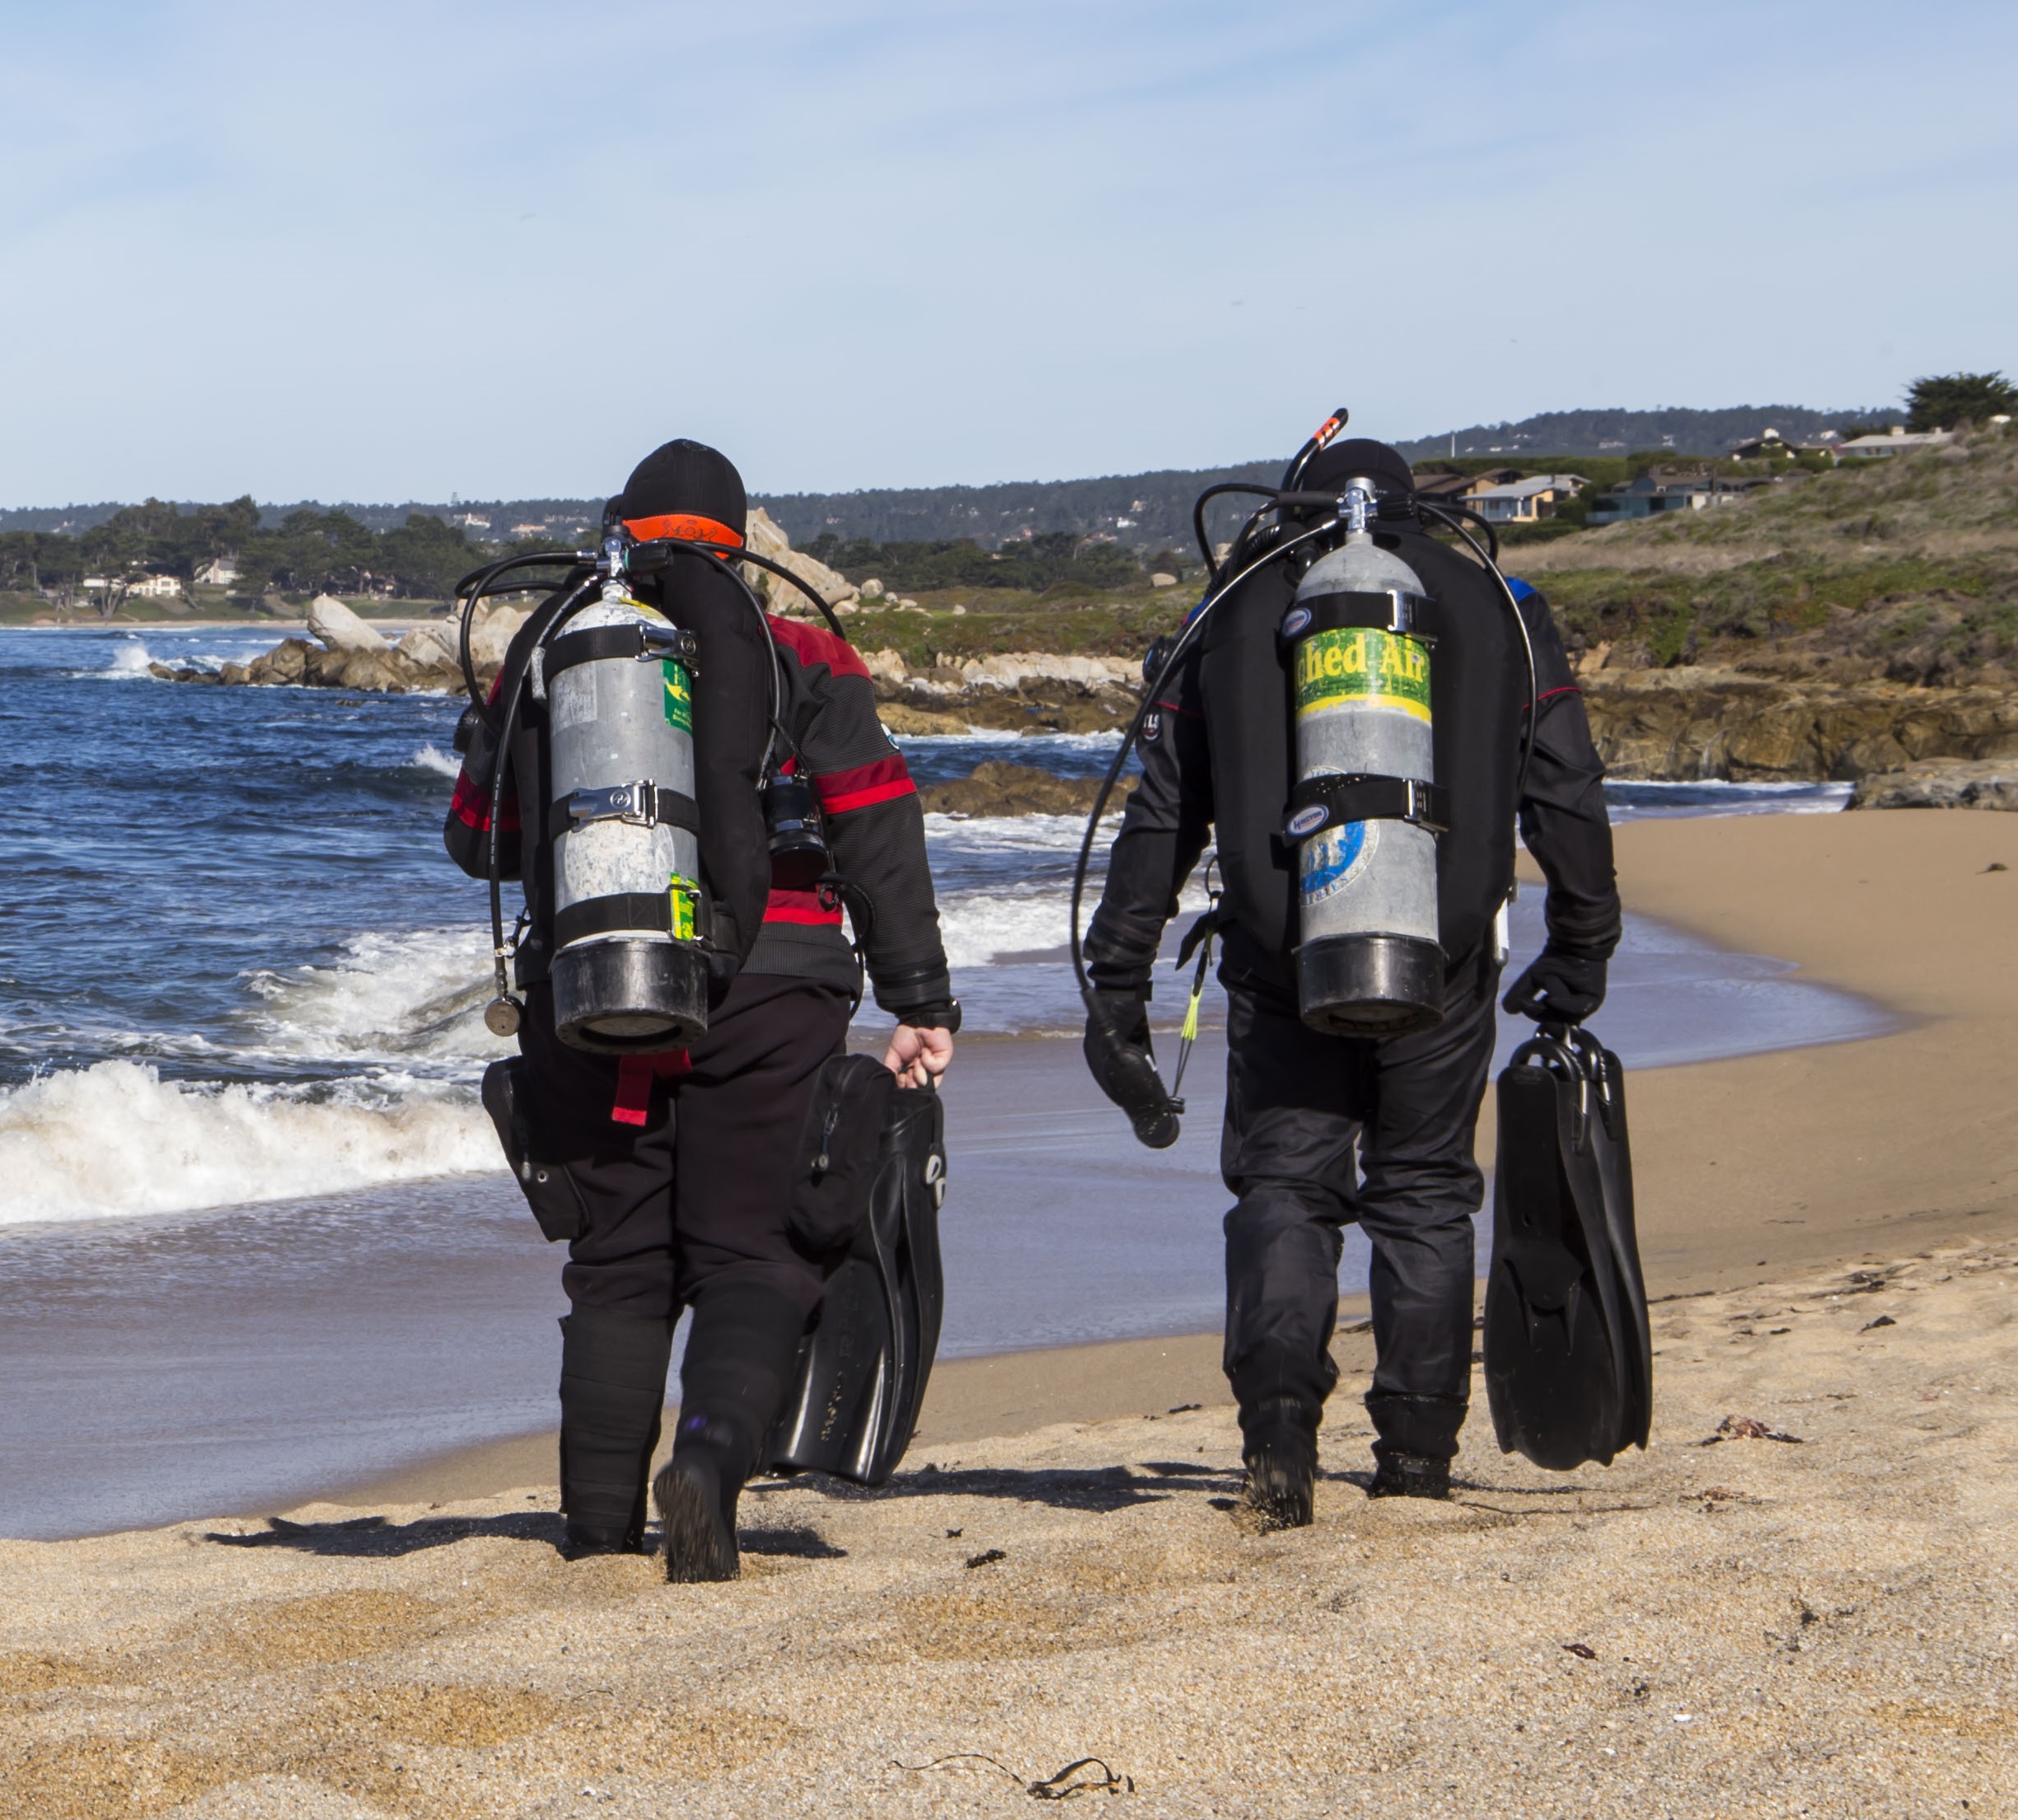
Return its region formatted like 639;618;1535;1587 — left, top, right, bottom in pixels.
6;810;2018;1815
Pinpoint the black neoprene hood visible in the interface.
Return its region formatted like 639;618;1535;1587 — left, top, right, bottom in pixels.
1302;437;1414;497
613;438;748;532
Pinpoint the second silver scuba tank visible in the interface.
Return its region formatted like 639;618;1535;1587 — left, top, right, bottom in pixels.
1282;482;1447;1036
545;573;709;1051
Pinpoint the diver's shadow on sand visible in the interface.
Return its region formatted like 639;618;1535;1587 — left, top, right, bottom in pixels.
782;1462;1243;1514
204;1511;565;1556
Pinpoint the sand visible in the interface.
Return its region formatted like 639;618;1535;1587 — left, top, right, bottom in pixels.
6;808;2018;1815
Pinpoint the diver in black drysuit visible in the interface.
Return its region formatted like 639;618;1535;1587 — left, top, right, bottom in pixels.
1084;438;1620;1518
446;440;957;1577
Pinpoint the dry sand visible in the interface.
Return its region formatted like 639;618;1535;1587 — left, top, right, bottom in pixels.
6;809;2018;1816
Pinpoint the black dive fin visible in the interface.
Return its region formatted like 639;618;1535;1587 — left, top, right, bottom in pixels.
765;1085;947;1485
1483;1026;1651;1470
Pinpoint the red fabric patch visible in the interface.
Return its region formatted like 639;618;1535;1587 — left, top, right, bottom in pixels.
762;887;845;927
815;753;915;816
766;615;872;681
611;1050;692;1125
451;770;518;833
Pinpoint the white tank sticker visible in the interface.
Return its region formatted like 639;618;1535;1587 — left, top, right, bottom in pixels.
550;667;597;732
1299;820;1376;905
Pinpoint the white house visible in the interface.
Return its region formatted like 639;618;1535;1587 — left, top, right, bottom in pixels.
194;557;240;587
1463;475;1589;523
127;574;183;598
1838;428;1956;458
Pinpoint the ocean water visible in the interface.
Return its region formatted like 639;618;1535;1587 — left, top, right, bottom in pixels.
0;626;1892;1536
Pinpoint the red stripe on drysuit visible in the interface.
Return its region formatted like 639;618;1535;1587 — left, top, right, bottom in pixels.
762;887;846;926
1154;695;1204;719
611;1050;691;1125
815;752;915;816
1530;684;1582;708
765;615;872;681
450;770;518;832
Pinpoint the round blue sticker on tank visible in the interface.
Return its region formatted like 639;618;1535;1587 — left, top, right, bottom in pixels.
1299;821;1373;905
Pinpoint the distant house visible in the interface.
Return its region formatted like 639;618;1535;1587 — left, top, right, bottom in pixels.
508;522;547;538
455;513;493;531
126;574;182;598
1588;473;1713;523
194;556;239;587
1838;428;1956;459
1410;470;1478;506
1463;475;1589;523
1733;427;1839;461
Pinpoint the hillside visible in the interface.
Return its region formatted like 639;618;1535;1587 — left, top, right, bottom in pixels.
1513;429;2018;685
1394;403;1885;465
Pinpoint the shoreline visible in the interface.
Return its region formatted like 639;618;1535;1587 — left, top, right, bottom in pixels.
307;808;2015;1517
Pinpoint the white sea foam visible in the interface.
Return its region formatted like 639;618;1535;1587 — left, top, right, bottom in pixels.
0;1061;498;1226
410;744;462;779
238;926;506;1074
97;641;159;679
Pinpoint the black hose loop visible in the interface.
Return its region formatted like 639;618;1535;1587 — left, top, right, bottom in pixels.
1191;483;1280;582
1068;517;1343;1004
1416;500;1538;806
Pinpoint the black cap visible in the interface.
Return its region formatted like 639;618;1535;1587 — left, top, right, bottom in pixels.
1303;437;1415;497
611;439;747;535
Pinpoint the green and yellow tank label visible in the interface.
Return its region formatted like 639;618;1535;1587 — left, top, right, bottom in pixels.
662;660;694;734
667;875;699;942
1294;629;1430;723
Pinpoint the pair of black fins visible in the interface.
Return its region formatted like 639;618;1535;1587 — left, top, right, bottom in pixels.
765;1069;947;1487
1485;1024;1653;1471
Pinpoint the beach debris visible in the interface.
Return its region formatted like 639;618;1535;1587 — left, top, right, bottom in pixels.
1986;862;2009;873
1702;1415;1804;1445
1561;1641;1598;1660
946;1528;964;1538
965;1547;1008;1570
897;1752;1134;1799
1770;1326;1792;1335
1861;1313;1898;1332
1167;1403;1202;1415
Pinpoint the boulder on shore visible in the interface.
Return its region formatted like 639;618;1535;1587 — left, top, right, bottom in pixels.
1851;758;2018;812
917;760;1137;818
307;596;390;653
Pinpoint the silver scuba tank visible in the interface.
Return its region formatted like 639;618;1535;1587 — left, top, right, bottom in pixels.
1281;482;1446;1036
545;568;709;1052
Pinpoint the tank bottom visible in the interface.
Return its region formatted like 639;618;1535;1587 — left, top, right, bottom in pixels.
553;938;710;1053
1297;933;1445;1038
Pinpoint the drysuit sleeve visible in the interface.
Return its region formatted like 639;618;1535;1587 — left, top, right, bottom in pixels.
1512;586;1620;960
773;620;956;1023
442;674;522;882
1084;646;1215;991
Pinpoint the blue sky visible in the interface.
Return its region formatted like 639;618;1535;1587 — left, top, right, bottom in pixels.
2;0;2013;505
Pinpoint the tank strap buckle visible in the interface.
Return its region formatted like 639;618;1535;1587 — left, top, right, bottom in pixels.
561;781;702;834
1285;772;1450;840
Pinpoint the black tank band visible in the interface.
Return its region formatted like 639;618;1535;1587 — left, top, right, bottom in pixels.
547;621;700;680
1283;588;1440;642
553;784;700;835
1286;772;1450;839
555;892;676;949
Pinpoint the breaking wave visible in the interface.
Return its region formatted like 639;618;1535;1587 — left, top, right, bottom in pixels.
0;1061;497;1227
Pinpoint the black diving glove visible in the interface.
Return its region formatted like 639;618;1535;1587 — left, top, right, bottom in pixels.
1501;947;1608;1023
1082;988;1181;1150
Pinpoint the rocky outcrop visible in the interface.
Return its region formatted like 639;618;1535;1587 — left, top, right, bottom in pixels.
307;595;390;652
861;648;1143;737
917;761;1137;817
1581;668;2018;782
1850;758;2018;811
743;508;855;618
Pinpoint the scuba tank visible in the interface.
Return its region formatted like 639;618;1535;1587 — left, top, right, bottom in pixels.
544;542;710;1052
1281;480;1448;1036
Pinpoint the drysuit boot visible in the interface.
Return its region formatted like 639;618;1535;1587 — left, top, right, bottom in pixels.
1239;1393;1321;1531
1365;1392;1466;1500
558;1307;674;1557
653;1281;808;1584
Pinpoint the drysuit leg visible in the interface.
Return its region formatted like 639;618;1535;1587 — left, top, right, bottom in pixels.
1220;987;1365;1430
557;1306;673;1538
1355;945;1501;1464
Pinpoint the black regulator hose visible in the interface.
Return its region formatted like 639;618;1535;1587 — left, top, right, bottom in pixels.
453;550;592;731
485;573;602;1021
1192;483;1281;581
1416;499;1538;802
1067;515;1345;1005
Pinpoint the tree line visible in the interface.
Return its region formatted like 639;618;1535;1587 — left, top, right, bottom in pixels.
0;497;493;606
801;531;1175;594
